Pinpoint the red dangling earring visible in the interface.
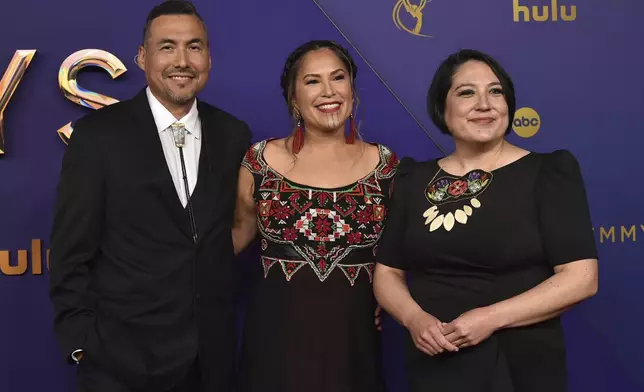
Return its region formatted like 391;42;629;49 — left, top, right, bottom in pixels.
346;113;356;144
292;117;304;154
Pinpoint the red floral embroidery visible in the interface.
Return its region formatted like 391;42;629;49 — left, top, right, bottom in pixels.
283;227;298;241
354;207;373;225
426;170;493;204
347;232;363;244
314;216;332;235
271;201;293;220
448;180;468;196
242;140;399;284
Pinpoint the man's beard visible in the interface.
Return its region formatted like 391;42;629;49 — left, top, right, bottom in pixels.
165;85;195;105
162;67;198;105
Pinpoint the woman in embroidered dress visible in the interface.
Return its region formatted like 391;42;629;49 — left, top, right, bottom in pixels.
373;49;599;392
232;40;398;392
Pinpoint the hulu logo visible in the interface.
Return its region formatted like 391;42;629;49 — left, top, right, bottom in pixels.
513;0;577;22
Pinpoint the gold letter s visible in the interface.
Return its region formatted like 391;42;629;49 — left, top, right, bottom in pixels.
56;49;126;143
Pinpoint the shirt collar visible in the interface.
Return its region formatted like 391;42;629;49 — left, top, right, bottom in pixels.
145;87;201;139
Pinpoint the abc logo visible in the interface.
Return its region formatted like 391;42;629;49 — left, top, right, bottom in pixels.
512;107;541;138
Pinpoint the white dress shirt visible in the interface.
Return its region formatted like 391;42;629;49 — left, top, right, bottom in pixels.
146;87;202;207
70;87;202;364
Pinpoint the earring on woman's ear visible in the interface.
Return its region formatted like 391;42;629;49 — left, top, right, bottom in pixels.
346;113;356;144
292;116;304;154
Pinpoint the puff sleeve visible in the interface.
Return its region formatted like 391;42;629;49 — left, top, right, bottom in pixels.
535;150;598;266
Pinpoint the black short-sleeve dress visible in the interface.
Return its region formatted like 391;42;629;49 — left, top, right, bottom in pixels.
377;150;598;392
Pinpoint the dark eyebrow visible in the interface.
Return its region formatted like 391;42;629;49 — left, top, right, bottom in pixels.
157;39;176;47
454;82;501;90
303;68;345;79
157;38;205;46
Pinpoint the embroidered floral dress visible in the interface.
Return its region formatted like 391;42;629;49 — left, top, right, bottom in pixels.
238;140;398;392
377;151;598;392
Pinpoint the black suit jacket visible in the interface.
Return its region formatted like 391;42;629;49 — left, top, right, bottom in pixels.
49;88;251;391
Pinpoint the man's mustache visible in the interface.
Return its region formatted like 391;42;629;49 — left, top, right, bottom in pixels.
163;68;197;78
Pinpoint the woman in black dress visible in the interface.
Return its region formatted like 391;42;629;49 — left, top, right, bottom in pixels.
232;40;398;392
374;49;599;392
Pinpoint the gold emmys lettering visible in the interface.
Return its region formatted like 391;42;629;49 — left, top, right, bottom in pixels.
56;49;126;143
0;48;125;156
392;0;433;38
595;225;644;244
0;50;36;155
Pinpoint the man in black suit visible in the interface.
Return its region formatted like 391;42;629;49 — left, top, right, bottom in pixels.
48;1;251;391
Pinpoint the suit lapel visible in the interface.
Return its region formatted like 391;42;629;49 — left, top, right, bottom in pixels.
190;101;224;242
